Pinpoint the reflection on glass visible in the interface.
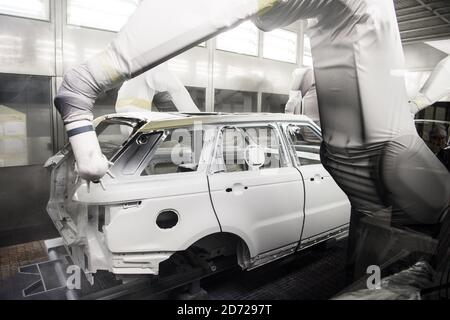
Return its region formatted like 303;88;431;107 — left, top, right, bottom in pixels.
263;29;297;63
0;74;52;167
303;35;313;67
416;103;450;123
415;103;450;154
0;0;49;21
216;21;258;56
261;93;288;113
214;89;257;113
67;0;140;32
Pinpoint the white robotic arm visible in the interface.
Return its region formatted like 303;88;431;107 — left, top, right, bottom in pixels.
285;67;318;122
285;68;314;114
284;90;302;114
410;55;450;115
115;63;199;113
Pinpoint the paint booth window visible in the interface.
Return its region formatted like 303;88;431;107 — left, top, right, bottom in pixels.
263;29;298;63
303;35;313;67
216;21;259;56
0;0;50;21
141;127;205;176
67;0;140;32
261;93;289;113
214;89;257;113
0;74;52;167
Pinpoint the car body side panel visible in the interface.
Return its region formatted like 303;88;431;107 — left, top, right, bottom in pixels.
74;173;221;253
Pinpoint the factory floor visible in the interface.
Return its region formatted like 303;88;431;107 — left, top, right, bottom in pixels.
0;239;348;300
204;242;347;300
0;241;47;281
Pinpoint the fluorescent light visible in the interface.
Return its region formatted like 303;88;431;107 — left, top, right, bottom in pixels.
67;0;140;32
263;29;297;63
0;0;49;20
216;21;258;56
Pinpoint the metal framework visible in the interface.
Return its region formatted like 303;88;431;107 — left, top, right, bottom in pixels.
395;0;450;43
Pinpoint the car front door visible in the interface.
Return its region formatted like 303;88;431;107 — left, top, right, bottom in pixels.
281;122;350;244
207;123;305;259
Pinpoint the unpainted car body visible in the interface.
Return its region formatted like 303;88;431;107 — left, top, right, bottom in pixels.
46;112;351;282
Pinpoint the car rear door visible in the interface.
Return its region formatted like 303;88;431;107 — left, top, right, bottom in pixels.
281;122;350;244
207;123;305;258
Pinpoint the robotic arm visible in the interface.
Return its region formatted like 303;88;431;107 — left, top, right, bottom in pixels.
115;63;200;113
285;67;319;124
410;55;450;115
55;0;449;224
285;68;315;114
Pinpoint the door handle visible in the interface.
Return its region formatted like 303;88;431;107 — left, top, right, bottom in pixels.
310;174;324;182
225;185;248;193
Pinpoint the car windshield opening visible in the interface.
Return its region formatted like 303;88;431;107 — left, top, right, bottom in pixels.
96;119;140;160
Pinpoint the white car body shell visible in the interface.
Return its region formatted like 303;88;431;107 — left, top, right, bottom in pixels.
46;112;350;281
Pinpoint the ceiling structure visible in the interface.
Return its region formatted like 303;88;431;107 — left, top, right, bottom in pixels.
394;0;450;44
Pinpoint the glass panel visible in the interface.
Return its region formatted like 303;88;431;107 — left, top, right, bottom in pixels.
216;126;286;173
263;29;298;63
67;0;140;32
286;124;322;166
303;35;313;67
0;74;52;167
141;127;204;176
0;0;49;21
216;21;259;56
261;93;289;113
214;89;257;113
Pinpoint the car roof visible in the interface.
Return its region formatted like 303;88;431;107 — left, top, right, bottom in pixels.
138;113;316;132
95;112;315;132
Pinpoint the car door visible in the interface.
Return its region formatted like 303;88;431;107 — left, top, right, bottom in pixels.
281;122;350;242
207;123;305;258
